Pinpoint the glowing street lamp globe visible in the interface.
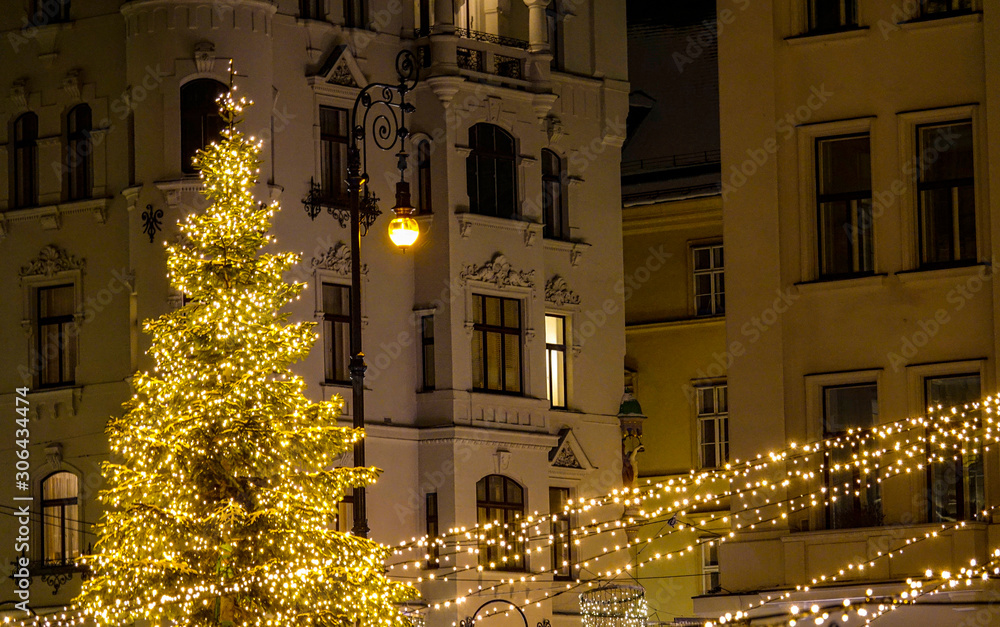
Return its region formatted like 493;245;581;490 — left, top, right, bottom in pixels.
388;181;419;249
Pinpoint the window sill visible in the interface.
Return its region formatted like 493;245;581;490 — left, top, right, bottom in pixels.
898;11;981;30
625;316;725;334
793;273;887;294
896;262;989;285
471;388;525;398
785;26;868;44
1;197;111;231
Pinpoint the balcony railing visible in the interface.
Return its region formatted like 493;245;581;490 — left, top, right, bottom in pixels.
455;28;529;50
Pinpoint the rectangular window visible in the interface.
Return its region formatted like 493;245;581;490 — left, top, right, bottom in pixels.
300;0;324;19
546;0;562;70
697;385;729;469
344;0;366;27
824;383;882;529
926;374;983;523
702;542;721;594
426;492;440;568
817;135;873;277
549;487;571;578
37;285;76;388
545;315;567;408
542;150;567;239
472;295;522;394
415;0;435;35
320;106;350;206
917;121;975;267
30;0;70;25
421;315;435;391
334;495;354;533
920;0;972;16
808;0;858;32
323;283;351;384
417;141;432;214
693;244;725;316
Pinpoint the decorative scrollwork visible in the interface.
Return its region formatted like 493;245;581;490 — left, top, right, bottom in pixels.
142;204;164;243
455;28;530;50
350;50;420;180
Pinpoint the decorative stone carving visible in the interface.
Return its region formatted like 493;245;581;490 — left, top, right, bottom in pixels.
329;61;358;87
570;246;584;267
460;254;535;289
45;443;63;470
194;42;216;73
486;96;503;122
545;276;580;307
523;228;537;247
545;115;564;142
552;445;582;469
10;78;28;110
19;245;86;278
458;220;473;238
311;242;368;276
495;449;511;472
62;69;81;100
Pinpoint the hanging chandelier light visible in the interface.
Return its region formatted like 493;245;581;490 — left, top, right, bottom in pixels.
579;583;648;627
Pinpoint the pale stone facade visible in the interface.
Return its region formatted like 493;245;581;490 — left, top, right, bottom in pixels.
0;1;629;625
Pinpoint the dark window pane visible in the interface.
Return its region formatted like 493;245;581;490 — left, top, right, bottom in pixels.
818;136;870;195
66;104;92;201
181;79;227;174
920;122;973;182
468;124;517;219
13;112;39;208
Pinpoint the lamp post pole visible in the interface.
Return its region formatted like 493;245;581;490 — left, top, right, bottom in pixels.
341;51;419;539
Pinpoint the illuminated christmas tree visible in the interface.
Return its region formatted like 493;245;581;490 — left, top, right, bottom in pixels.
77;91;414;627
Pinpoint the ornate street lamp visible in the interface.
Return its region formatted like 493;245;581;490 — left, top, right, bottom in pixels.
305;49;420;538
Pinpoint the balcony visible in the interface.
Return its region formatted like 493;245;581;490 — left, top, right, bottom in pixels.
412;27;531;84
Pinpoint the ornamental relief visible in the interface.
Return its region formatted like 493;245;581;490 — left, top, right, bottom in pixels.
311;242;368;276
544;276;580;307
19;245;86;278
459;253;535;289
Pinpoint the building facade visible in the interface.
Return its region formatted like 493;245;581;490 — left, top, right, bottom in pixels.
699;0;1000;624
0;1;629;625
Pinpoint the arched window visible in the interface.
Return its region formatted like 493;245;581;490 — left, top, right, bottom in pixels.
41;472;80;566
467;123;517;219
417;140;432;214
476;474;524;570
541;149;567;239
66;104;92;201
180;79;227;174
12;112;38;208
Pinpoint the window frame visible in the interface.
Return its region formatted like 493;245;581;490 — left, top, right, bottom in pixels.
806;0;860;34
918;0;975;18
549;486;572;579
915;120;976;268
702;541;721;594
322;282;352;385
691;243;725;317
696;383;729;470
822;381;883;530
923;373;984;523
66;103;93;202
344;0;366;28
476;474;526;571
897;105;984;272
319;105;351;207
29;0;70;25
179;79;227;175
545;314;567;409
796;117;876;282
300;0;325;19
467;123;519;220
814;132;874;279
541;149;568;240
421;314;435;392
546;0;563;70
12;111;39;209
471;294;524;395
40;471;80;567
36;284;77;389
417;140;432;214
425;492;440;568
333;494;354;533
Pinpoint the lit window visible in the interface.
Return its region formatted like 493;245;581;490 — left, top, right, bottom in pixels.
180;79;227;174
42;472;79;566
545;314;566;408
13;112;38;208
320;106;350;206
808;0;858;32
417;140;432;214
322;283;351;384
476;475;524;571
817;134;872;277
37;285;76;388
472;295;522;394
421;315;435;391
697;385;728;469
926;374;983;523
693;244;724;316
542;149;568;239
467;123;518;219
66;104;92;201
918;121;975;266
549;487;571;578
824;383;882;529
